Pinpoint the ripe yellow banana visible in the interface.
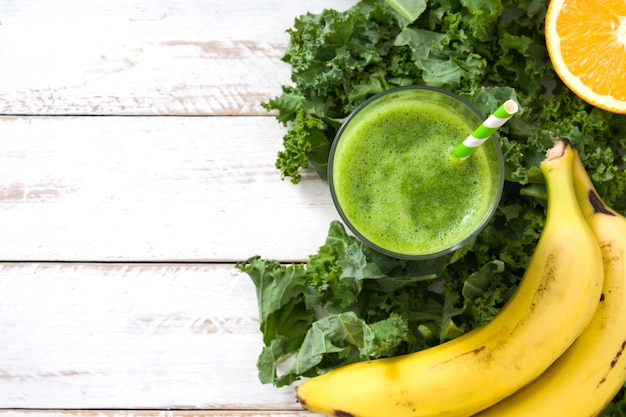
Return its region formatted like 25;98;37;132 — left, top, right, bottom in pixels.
474;146;626;417
295;138;604;417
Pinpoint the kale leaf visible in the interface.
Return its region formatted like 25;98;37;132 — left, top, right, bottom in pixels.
242;0;626;412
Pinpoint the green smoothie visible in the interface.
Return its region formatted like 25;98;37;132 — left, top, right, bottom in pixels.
330;88;502;258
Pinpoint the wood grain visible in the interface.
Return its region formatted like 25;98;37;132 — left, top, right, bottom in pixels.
0;116;339;262
0;263;310;410
0;0;355;116
0;412;313;417
0;1;355;415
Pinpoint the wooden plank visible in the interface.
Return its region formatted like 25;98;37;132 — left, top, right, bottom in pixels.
0;263;314;410
0;116;339;262
0;0;355;116
0;412;315;417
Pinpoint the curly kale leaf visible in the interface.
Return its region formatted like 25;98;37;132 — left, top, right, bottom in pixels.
263;0;421;182
273;110;329;183
237;221;519;386
252;3;626;414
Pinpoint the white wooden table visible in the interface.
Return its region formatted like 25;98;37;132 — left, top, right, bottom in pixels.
0;1;356;416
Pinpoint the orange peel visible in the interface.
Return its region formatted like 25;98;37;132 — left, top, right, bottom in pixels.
545;0;626;114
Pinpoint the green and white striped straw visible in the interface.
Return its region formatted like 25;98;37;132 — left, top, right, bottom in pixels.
453;99;519;160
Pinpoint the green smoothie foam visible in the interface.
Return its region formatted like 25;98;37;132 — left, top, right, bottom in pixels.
331;95;500;257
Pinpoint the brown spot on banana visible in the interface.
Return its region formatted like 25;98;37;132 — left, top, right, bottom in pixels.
588;190;615;216
433;345;487;368
610;340;626;369
335;411;355;417
600;242;622;265
510;250;559;336
596;340;626;389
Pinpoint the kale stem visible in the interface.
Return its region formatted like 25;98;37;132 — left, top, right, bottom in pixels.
520;184;547;201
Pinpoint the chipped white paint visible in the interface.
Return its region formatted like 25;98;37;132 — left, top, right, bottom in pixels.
0;263;305;410
0;116;339;262
0;0;355;415
0;413;312;417
0;0;355;115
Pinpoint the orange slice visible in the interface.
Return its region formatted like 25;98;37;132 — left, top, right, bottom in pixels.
545;0;626;113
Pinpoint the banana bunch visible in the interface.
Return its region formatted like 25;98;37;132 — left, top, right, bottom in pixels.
295;138;626;417
474;144;626;416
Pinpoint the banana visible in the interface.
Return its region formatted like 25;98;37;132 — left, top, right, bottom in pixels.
294;138;604;417
474;146;626;417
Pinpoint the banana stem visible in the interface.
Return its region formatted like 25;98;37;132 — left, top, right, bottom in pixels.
545;137;567;160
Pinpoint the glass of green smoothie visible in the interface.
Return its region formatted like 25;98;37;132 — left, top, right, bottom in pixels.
328;86;504;260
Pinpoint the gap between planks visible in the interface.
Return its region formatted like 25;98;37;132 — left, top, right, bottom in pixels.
0;116;339;263
0;410;316;417
0;262;316;410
